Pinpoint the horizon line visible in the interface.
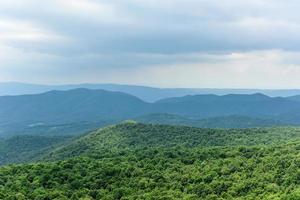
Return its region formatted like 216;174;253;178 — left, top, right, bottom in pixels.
2;81;300;91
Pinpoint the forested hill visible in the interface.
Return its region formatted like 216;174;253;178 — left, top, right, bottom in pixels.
0;135;72;165
0;88;149;125
3;82;300;102
154;93;300;118
3;89;300;138
0;83;206;102
2;123;300;199
44;122;300;161
135;113;283;128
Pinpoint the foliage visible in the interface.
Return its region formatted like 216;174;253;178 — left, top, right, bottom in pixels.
135;113;284;128
0;135;72;165
2;144;300;199
1;123;300;199
3;90;300;138
45;123;300;161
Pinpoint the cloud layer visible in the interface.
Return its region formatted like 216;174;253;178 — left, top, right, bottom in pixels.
1;0;300;88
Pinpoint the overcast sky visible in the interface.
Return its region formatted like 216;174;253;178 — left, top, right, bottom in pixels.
1;0;300;88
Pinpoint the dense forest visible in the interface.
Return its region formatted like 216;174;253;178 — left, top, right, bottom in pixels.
0;135;72;165
135;113;283;128
1;122;300;199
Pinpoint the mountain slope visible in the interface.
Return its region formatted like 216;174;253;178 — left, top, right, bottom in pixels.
135;113;283;128
3;143;300;199
2;123;300;199
2;90;300;138
0;135;72;165
286;94;300;102
155;93;300;118
3;82;300;102
44;122;300;161
0;88;149;125
195;115;283;128
0;120;118;138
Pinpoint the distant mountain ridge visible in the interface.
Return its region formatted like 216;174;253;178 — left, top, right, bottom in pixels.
154;93;300;118
287;95;300;102
156;93;272;103
135;113;283;128
1;88;300;137
3;82;300;102
0;88;148;125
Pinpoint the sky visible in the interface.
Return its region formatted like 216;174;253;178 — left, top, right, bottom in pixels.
1;0;300;88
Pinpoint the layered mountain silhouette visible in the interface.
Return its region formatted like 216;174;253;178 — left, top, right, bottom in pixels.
3;82;300;102
1;88;300;137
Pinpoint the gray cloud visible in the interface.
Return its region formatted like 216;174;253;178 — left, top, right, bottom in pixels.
1;0;300;87
3;0;300;54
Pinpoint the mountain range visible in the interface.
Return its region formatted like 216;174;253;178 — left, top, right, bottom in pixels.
3;82;300;102
1;88;300;137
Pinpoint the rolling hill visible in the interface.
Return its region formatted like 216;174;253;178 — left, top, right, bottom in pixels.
154;93;300;118
3;82;300;102
286;94;300;102
1;123;300;199
2;89;300;138
0;135;73;165
135;113;283;128
0;120;118;138
0;88;149;125
44;122;300;161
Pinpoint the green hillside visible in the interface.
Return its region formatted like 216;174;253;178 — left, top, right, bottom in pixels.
0;120;117;138
135;113;284;128
0;135;73;165
3;89;300;138
44;122;300;161
0;89;148;127
2;123;300;199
